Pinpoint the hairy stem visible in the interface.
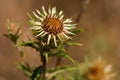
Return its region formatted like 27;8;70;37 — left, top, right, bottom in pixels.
43;57;47;80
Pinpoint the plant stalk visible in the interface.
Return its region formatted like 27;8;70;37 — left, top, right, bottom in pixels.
42;56;47;80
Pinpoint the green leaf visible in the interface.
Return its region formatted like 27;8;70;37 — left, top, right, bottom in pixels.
47;66;76;80
15;26;21;36
16;40;39;50
64;55;75;63
19;51;24;58
52;52;75;63
4;33;19;43
65;40;83;46
71;29;80;34
31;66;45;80
72;28;84;34
16;40;35;46
27;13;34;20
48;66;69;73
45;53;48;62
17;62;32;76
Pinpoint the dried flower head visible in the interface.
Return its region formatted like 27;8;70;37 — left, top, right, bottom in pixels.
30;6;76;46
87;57;115;80
5;19;21;43
6;20;21;35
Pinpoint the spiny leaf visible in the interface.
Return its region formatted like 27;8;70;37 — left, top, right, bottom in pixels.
47;66;76;80
51;52;75;63
27;13;34;20
17;62;32;76
16;40;35;46
4;33;19;43
15;26;21;36
65;40;83;46
48;66;70;73
31;66;45;80
72;28;84;34
16;40;39;50
64;55;75;63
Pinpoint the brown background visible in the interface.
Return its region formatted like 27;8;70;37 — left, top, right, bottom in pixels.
0;0;120;80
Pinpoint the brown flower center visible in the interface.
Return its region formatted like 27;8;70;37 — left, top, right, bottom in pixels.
42;18;63;34
87;65;105;80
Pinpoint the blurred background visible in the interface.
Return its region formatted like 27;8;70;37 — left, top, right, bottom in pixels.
0;0;120;80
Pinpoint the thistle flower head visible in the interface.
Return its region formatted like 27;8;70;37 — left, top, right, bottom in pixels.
87;57;115;80
5;19;21;43
30;6;76;46
6;20;21;35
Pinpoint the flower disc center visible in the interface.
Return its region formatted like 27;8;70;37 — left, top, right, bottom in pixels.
43;18;63;34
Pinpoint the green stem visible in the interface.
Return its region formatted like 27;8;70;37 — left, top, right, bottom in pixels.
42;56;46;80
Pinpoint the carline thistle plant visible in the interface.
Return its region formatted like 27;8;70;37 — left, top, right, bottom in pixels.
27;6;79;80
55;57;115;80
5;6;81;80
86;57;115;80
4;6;115;80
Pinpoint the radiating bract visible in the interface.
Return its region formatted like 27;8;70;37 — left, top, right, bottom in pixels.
30;6;76;46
